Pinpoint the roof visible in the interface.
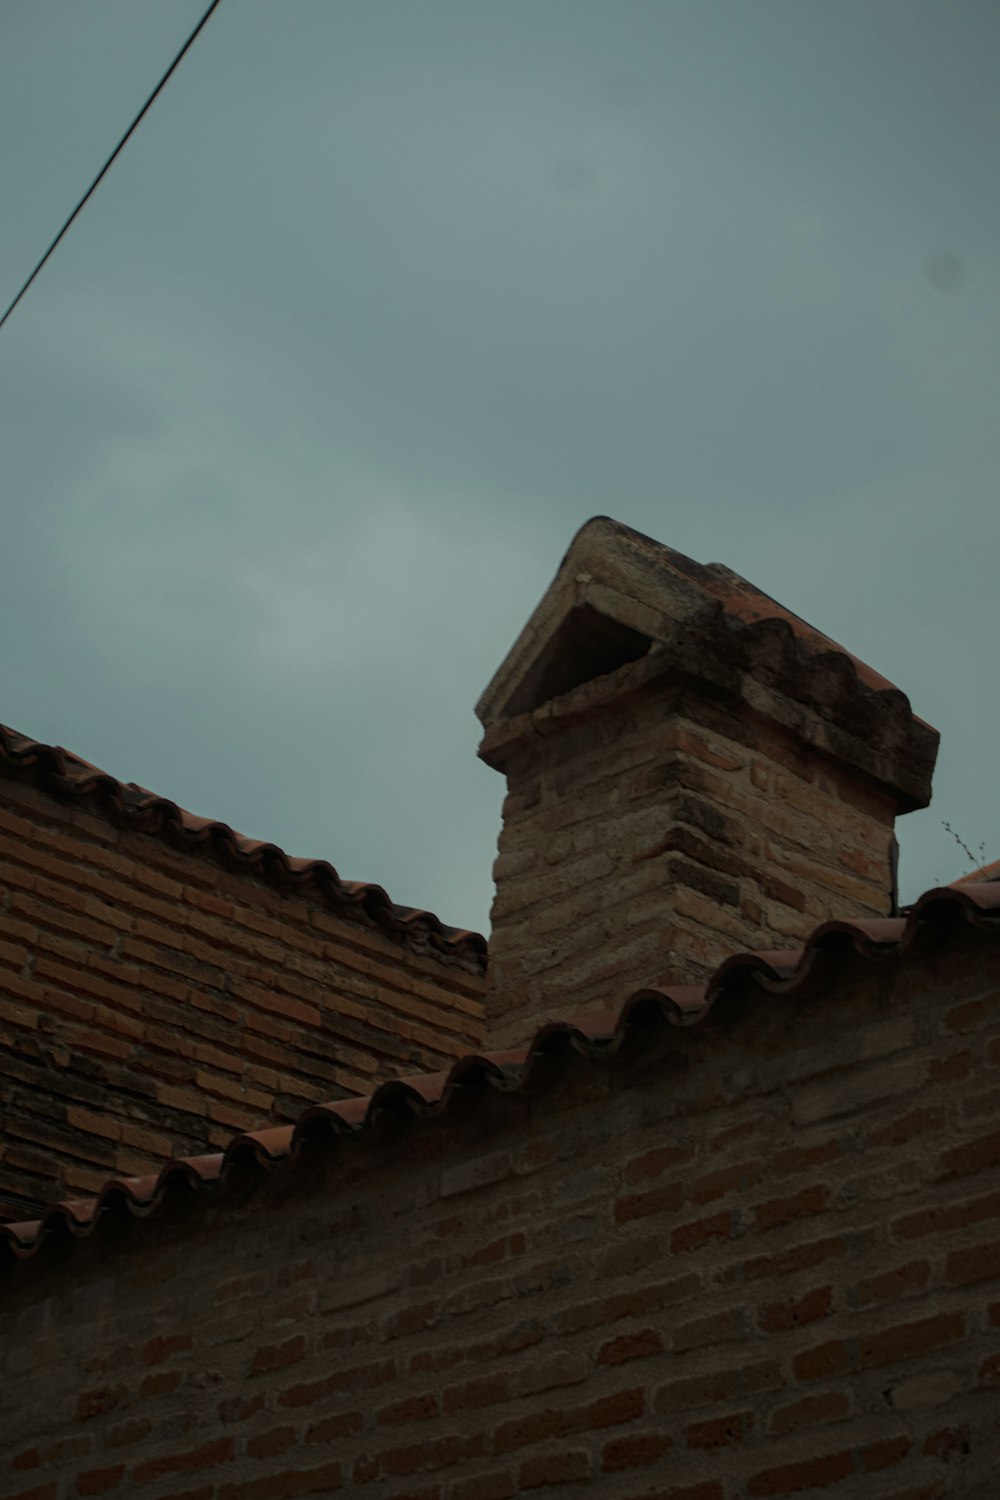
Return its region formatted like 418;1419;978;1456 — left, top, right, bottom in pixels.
0;722;486;967
478;518;905;716
476;518;938;813
955;857;1000;885
4;879;998;1267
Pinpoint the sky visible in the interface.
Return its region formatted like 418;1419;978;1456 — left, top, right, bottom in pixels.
1;0;997;937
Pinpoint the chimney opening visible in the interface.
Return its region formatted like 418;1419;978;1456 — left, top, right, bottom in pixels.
501;604;653;719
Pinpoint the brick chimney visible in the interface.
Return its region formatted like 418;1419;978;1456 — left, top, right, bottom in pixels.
477;518;938;1049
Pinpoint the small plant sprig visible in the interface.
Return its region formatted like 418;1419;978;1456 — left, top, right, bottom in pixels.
941;820;987;876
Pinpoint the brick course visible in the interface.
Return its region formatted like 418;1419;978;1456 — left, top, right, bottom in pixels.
3;941;999;1498
0;773;483;1209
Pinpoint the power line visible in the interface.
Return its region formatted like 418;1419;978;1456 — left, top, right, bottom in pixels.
0;0;223;335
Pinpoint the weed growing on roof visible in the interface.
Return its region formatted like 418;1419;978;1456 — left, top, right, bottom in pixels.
941;821;987;875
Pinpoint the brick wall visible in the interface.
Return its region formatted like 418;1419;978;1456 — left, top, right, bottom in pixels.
3;933;999;1498
485;682;898;1048
0;772;484;1210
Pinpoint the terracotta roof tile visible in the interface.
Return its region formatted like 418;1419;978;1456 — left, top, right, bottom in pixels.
667;552;899;700
4;880;998;1267
585;519;904;699
0;722;486;966
954;857;1000;885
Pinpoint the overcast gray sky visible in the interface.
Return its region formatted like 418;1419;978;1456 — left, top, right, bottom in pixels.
1;0;997;935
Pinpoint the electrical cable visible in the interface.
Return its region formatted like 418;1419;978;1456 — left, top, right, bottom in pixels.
0;0;223;335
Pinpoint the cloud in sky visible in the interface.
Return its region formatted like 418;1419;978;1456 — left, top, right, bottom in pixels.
1;0;998;930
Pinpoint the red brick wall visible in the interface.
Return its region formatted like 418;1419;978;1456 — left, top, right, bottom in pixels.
3;936;999;1498
0;773;484;1208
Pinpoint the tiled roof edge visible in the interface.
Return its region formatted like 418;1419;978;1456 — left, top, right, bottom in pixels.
0;724;487;967
953;856;1000;886
4;881;998;1266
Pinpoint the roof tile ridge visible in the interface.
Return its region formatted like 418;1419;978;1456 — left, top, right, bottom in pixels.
951;858;1000;887
909;881;1000;919
3;884;998;1267
726;609;925;727
702;562;899;698
0;721;487;965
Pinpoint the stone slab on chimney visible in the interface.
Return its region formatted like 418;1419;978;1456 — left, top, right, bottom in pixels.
477;518;938;1049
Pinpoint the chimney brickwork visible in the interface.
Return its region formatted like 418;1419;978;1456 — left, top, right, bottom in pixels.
478;519;938;1049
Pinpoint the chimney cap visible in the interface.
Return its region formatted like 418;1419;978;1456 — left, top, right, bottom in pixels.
477;516;938;813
